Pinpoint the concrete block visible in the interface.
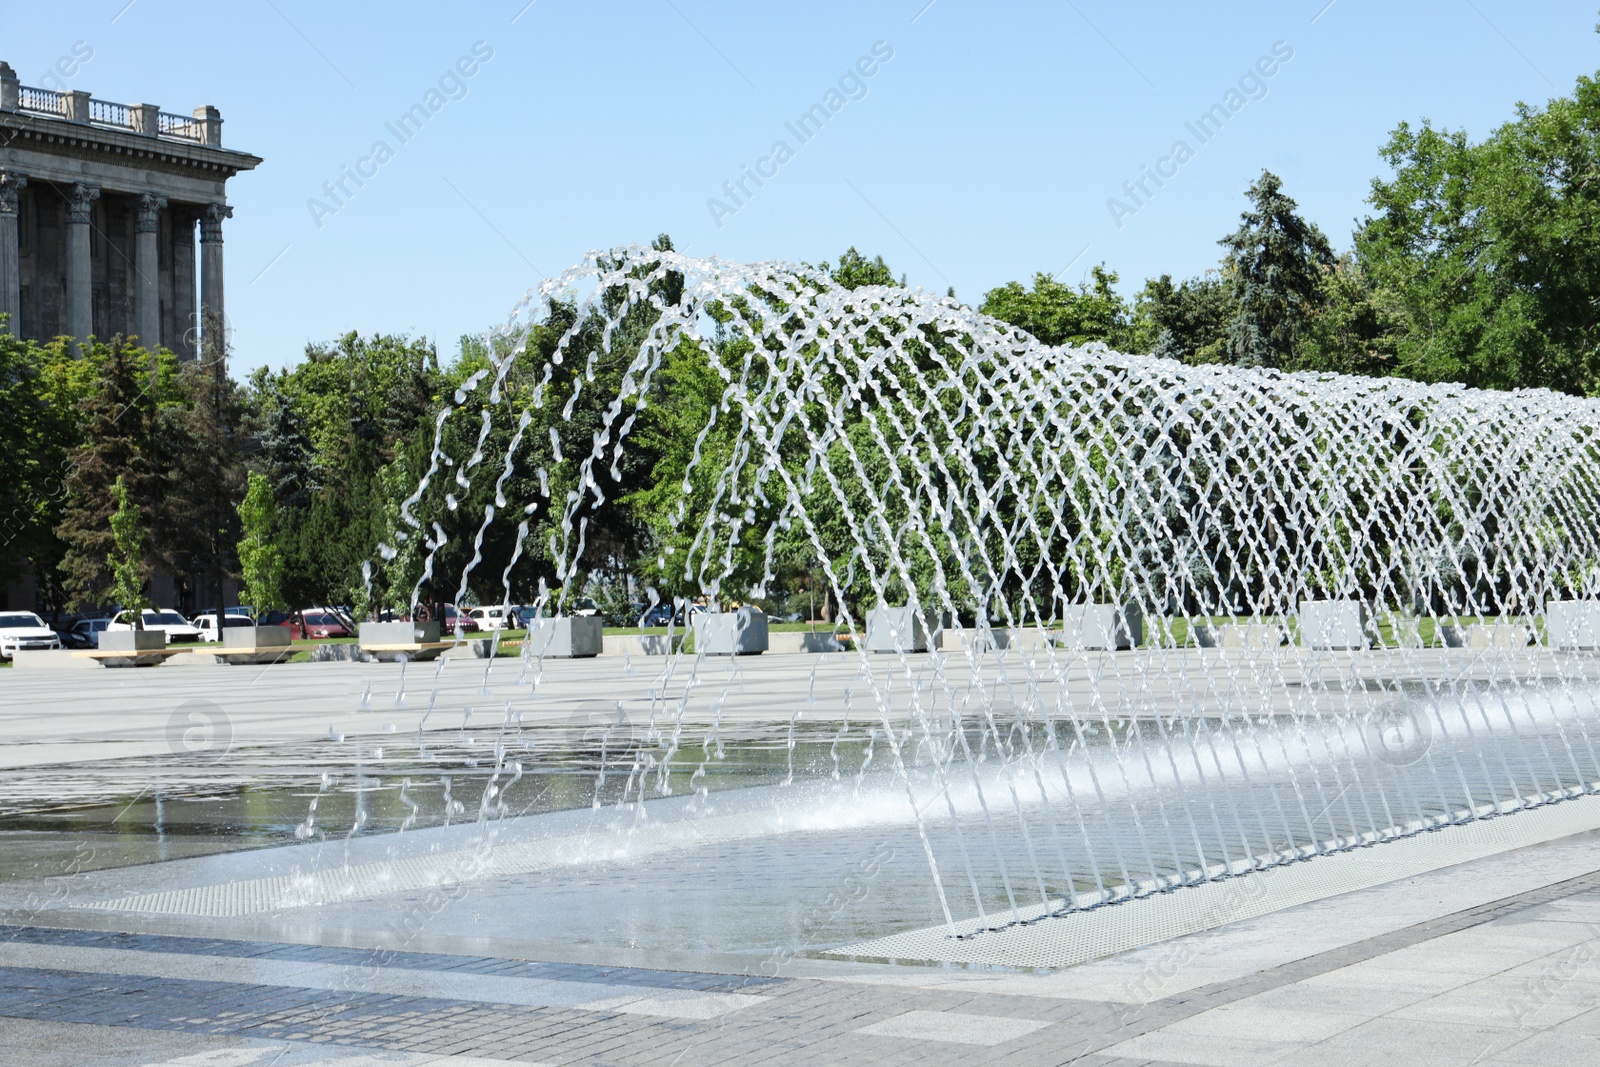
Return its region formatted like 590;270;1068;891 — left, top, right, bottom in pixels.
1300;599;1367;650
100;630;167;653
311;643;362;662
223;626;292;650
1006;627;1053;652
866;606;930;653
1195;623;1285;650
1441;622;1532;650
98;629;167;667
767;630;846;654
209;625;296;664
1056;604;1142;650
11;649;100;671
1547;601;1600;650
358;621;440;647
942;627;1010;652
693;608;768;655
598;633;683;657
168;651;224;667
523;617;603;658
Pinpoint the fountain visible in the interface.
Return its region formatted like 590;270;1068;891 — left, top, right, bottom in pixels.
55;246;1600;971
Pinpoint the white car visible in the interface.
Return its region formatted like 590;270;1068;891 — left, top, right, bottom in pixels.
193;613;256;641
106;608;206;643
0;612;63;659
468;605;515;630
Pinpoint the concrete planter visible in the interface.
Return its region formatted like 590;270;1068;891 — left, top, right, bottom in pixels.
214;625;295;665
1195;623;1285;650
1547;601;1600;650
1005;627;1053;652
98;629;167;667
766;630;846;654
12;649;99;671
224;626;293;650
1441;623;1532;650
1055;604;1142;650
100;630;167;652
523;617;603;658
358;621;443;662
866;606;931;653
943;627;1010;652
598;633;683;657
1299;600;1368;650
693;608;768;655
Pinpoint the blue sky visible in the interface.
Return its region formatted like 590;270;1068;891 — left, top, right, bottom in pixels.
4;1;1597;373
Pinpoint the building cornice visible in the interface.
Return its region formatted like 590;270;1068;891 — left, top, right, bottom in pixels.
0;110;262;184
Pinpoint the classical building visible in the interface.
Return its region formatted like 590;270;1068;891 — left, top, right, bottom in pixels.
0;61;261;356
1;61;261;616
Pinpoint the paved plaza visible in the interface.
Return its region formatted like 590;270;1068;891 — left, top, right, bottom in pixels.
2;830;1600;1065
4;654;1600;1065
0;646;1570;766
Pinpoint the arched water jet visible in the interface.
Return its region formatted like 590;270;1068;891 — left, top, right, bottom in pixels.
374;245;1600;942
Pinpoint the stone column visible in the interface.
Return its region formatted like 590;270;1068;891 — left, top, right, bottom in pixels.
64;183;100;344
133;193;166;349
199;203;231;359
0;171;26;337
171;207;197;360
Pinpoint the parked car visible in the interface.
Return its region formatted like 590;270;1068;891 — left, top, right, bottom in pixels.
637;601;706;627
295;610;352;639
638;603;676;627
0;612;63;659
439;605;480;633
193;613;257;640
60;617;110;650
468;605;515;630
105;608;206;643
256;610;352;640
572;597;601;617
225;606;255;620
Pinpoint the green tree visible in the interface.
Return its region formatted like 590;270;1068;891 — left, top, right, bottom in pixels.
980;265;1146;349
58;339;155;611
1357;71;1600;393
1219;170;1334;368
236;471;285;613
822;247;898;290
1295;254;1405;376
156;323;243;617
1136;271;1234;363
107;474;147;625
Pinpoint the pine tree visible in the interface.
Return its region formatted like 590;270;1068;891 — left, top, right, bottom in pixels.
1219;171;1334;368
259;383;317;511
156;332;242;618
57;339;154;611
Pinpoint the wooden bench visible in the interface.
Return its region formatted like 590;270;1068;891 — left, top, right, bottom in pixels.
71;648;193;667
355;640;457;662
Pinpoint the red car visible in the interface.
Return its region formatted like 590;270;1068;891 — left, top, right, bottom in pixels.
440;605;480;633
258;610;352;640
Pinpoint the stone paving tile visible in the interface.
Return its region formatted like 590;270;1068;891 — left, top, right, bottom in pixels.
8;861;1600;1064
0;925;775;995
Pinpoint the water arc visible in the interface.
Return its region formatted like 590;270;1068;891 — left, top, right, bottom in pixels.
376;245;1600;942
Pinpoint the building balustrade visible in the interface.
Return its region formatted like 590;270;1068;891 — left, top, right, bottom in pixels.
0;58;257;350
0;62;221;146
